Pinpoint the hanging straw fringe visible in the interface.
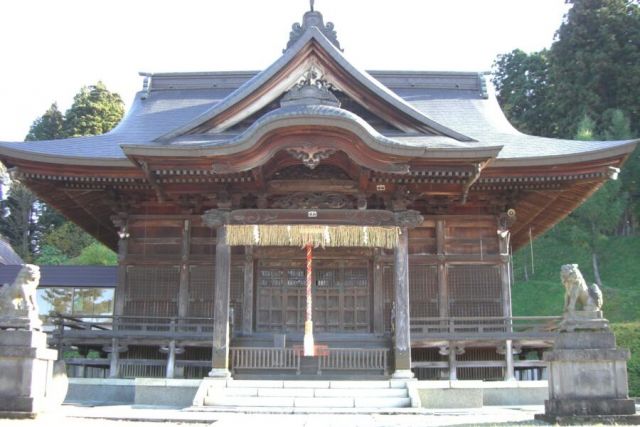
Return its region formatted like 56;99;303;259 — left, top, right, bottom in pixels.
226;224;399;249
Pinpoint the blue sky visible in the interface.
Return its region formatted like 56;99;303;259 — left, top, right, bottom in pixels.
0;0;570;141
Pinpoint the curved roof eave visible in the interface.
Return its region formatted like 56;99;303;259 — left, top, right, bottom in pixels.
122;105;502;160
154;27;474;143
0;144;133;167
491;138;639;167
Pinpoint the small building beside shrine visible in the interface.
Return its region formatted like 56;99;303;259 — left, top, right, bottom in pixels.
0;6;637;386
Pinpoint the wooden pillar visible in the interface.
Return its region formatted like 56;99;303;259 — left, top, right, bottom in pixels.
242;246;254;336
498;213;514;319
436;220;448;318
448;341;457;381
108;338;120;378
210;225;231;377
112;214;129;317
373;249;384;334
166;340;177;379
393;227;413;378
178;219;191;318
498;213;516;381
504;339;515;381
202;209;232;378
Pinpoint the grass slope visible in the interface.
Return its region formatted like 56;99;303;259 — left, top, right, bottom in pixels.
511;234;640;322
511;232;640;396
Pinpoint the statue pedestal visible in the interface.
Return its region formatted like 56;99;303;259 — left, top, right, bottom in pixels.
535;317;638;424
0;330;65;418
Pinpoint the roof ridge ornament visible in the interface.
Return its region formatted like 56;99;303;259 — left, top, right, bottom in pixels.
280;66;341;108
284;4;342;53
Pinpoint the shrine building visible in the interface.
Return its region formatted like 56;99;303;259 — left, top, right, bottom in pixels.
0;6;637;384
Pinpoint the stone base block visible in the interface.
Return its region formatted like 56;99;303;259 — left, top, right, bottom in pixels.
535;413;640;425
0;330;60;417
544;398;636;416
418;388;483;409
0;396;39;414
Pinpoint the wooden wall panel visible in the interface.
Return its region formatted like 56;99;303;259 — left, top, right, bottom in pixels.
124;265;180;316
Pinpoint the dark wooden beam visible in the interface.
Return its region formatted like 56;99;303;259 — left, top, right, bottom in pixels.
139;160;167;203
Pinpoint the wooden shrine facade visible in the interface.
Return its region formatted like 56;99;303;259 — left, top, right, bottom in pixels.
1;6;637;380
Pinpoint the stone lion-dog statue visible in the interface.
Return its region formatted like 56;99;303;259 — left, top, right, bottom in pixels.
0;264;41;317
560;264;603;314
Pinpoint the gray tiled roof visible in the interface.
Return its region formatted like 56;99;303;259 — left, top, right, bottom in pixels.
0;238;23;265
0;28;636;166
0;265;116;288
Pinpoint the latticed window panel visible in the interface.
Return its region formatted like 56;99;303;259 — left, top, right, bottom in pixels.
447;264;503;317
188;264;243;325
188;265;214;318
124;265;180;317
230;265;244;329
256;261;371;333
257;267;305;331
409;263;438;318
382;264;394;333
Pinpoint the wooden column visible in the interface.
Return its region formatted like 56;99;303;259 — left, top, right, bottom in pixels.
448;341;458;381
393;227;413;378
436;220;448;318
373;249;384;334
242;246;254;336
166;340;177;379
108;338;120;378
504;339;515;381
111;214;129;317
392;211;424;379
498;213;516;381
498;213;514;319
202;210;232;378
178;219;191;318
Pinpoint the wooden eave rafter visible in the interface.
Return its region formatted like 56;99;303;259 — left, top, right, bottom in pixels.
510;180;605;250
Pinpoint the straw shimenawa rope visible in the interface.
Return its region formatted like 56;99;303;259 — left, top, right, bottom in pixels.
226;224;399;249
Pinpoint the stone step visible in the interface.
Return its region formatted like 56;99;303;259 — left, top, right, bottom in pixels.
314;388;407;398
219;386;407;398
223;380;396;389
204;396;294;407
354;397;411;408
203;395;411;408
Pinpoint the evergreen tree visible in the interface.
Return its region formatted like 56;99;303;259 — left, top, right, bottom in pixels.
0;183;38;261
550;0;640;138
492;49;557;137
2;82;124;262
25;103;65;141
63;81;124;137
556;116;627;287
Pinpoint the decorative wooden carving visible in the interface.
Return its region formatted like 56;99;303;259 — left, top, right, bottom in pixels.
391;185;416;211
139;160;167;203
202;209;230;228
286;147;337;170
284;10;342;52
280;66;341;108
357;194;368;210
216;189;233;210
270;192;353;209
271;164;351;180
461;163;482;205
394;210;424;229
201;208;427;228
111;213;130;240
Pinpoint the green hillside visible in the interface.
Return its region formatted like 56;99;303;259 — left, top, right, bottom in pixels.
511;231;640;396
511;233;640;323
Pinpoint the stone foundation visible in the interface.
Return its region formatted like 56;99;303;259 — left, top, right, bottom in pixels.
0;330;63;417
539;321;636;420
